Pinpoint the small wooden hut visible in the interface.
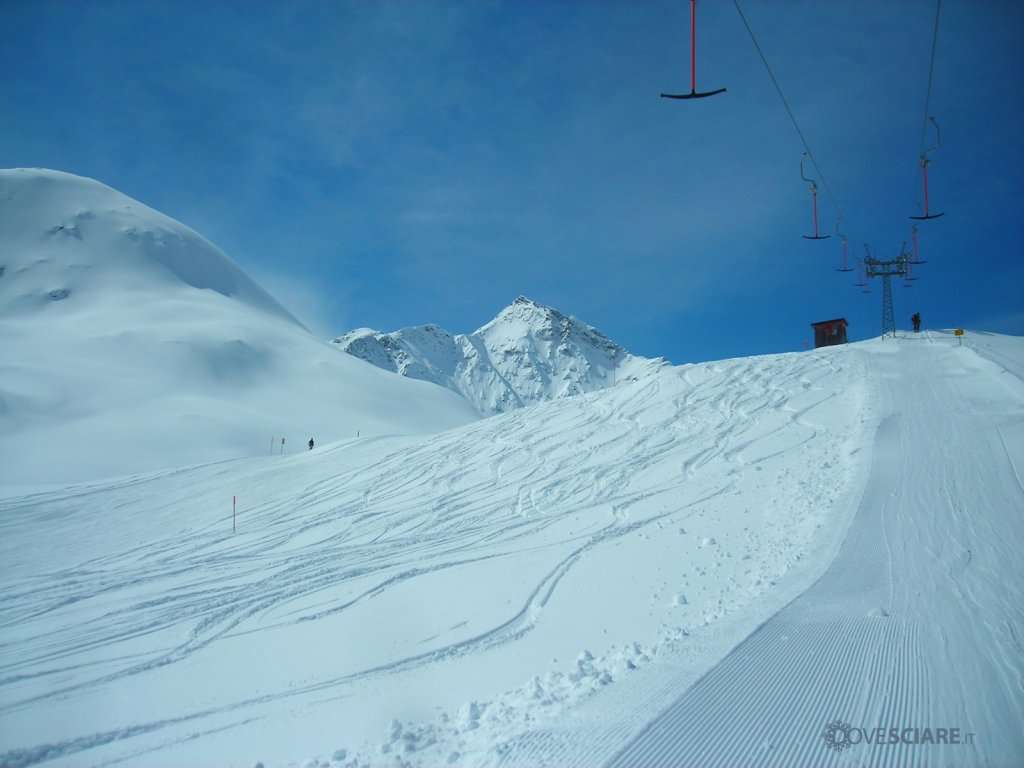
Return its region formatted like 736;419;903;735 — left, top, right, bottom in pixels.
811;318;848;348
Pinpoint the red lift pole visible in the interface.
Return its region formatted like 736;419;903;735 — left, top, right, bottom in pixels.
661;0;726;99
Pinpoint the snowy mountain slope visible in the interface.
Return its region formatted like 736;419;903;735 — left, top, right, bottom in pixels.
0;168;298;325
600;330;1024;768
2;170;1021;768
0;169;478;486
1;335;878;767
2;312;1022;766
333;295;666;415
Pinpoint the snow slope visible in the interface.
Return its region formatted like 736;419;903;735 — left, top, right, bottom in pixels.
0;169;477;486
332;296;666;415
1;327;1021;767
0;334;872;767
602;330;1024;768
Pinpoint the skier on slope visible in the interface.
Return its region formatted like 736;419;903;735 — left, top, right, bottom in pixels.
912;313;921;333
308;437;314;451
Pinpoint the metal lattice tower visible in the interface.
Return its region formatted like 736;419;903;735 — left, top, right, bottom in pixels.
880;274;895;338
864;250;909;339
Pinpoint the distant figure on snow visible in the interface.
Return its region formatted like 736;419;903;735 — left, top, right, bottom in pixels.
308;438;314;451
912;312;921;333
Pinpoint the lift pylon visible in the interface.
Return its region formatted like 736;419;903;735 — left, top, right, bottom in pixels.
864;247;909;338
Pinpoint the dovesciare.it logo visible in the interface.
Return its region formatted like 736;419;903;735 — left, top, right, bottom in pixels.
822;720;854;752
822;721;975;752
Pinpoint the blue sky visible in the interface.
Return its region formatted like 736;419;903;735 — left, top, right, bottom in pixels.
3;0;1022;364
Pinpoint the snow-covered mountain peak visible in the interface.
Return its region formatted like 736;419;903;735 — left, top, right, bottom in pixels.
482;294;581;334
477;294;626;358
333;296;666;415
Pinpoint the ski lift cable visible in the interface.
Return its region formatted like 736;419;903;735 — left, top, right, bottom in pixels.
732;0;852;238
910;0;944;222
916;0;942;160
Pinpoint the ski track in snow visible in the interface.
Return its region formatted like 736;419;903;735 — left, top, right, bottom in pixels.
6;333;1022;767
592;331;1024;768
0;345;867;767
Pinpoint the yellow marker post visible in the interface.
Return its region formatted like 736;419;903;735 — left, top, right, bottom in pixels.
954;328;965;345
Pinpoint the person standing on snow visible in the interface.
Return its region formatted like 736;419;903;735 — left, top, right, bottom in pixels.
912;313;921;333
308;438;314;451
